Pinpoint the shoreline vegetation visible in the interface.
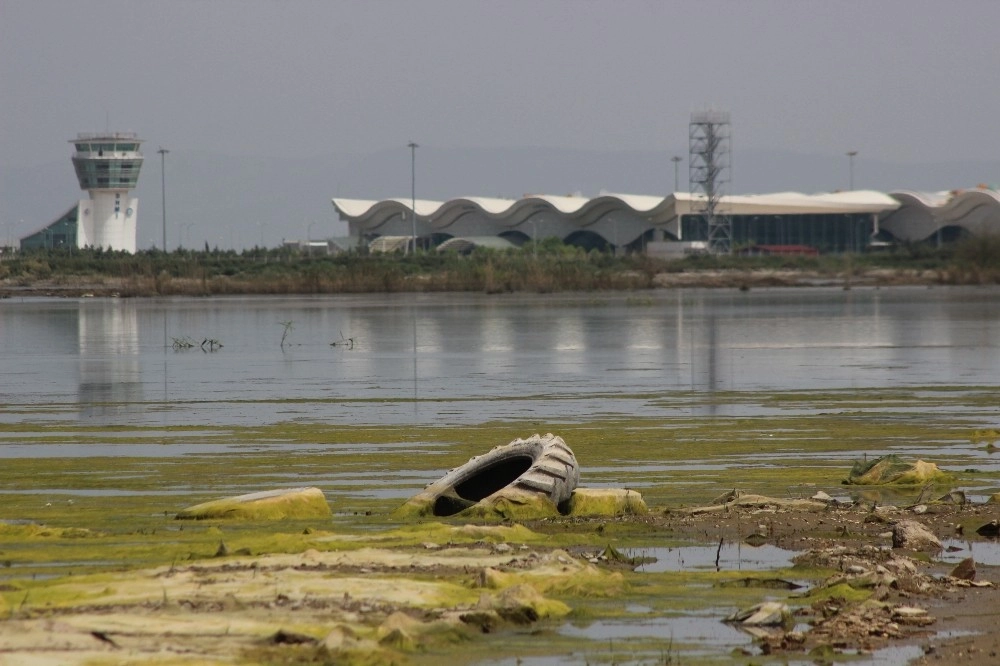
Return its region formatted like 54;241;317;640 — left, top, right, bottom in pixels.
2;234;1000;297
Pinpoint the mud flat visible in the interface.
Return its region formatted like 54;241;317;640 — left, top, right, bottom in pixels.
3;387;1000;664
2;491;999;665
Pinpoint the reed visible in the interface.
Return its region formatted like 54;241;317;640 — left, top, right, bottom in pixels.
0;240;993;296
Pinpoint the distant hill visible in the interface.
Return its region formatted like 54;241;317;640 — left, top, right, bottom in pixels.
3;147;996;251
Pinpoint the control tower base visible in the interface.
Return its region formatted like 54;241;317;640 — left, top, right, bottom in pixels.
77;192;138;252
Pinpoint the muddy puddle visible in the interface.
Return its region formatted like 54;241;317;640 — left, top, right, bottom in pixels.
478;629;927;666
626;542;799;573
938;538;1000;566
559;611;755;654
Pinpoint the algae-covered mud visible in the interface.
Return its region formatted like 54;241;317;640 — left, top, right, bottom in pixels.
2;386;1000;665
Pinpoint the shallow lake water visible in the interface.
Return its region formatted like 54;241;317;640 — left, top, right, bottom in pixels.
2;286;999;429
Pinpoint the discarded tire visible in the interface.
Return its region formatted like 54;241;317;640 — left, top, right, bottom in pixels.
398;433;580;518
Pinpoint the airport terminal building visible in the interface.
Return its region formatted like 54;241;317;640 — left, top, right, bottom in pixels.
333;187;1000;255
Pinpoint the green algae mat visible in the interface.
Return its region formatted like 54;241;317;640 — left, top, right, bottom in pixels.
2;386;1000;664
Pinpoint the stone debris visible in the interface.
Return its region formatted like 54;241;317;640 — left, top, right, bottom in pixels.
975;519;1000;537
725;601;791;627
844;455;951;485
891;606;935;627
891;519;942;551
950;556;976;581
175;487;331;521
563;488;648;517
676;493;828;515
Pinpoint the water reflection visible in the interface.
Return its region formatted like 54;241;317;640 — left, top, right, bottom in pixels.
0;287;998;427
78;301;141;419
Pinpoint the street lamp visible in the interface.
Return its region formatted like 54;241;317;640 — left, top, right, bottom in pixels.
408;141;418;255
531;217;537;259
846;150;858;191
671;155;683;192
183;222;196;249
157;147;169;251
307;221;317;242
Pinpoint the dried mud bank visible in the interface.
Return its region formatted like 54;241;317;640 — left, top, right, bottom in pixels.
2;496;999;665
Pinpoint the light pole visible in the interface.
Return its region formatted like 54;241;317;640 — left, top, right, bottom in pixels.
307;221;317;244
671;155;683;192
157;147;169;251
846;150;858;191
408;141;418;255
183;223;196;249
531;218;537;259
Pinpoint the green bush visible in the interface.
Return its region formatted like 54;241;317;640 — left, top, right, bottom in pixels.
2;238;996;295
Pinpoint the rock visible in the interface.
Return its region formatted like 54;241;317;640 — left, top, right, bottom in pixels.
725;601;791;627
176;487;332;521
892;520;942;551
892;606;935;626
950;557;976;581
935;491;967;505
844;455;951;485
975;520;1000;537
377;627;414;650
712;488;744;504
812;490;834;502
477;583;571;621
320;625;361;651
268;629;317;645
679;494;827;515
717;577;803;590
459;611;500;633
377;611;421;646
563;488;648;517
892;606;928;618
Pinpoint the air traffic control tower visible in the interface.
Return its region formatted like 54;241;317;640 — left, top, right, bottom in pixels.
69;132;144;252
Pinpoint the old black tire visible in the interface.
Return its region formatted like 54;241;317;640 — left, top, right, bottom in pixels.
420;433;580;517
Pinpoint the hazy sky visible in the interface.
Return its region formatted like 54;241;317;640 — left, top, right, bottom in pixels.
2;1;999;248
4;0;999;164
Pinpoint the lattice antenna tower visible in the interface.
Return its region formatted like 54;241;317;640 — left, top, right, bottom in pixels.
689;110;732;254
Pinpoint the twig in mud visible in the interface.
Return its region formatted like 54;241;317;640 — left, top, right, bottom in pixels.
171;336;196;350
330;330;355;349
279;320;294;349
